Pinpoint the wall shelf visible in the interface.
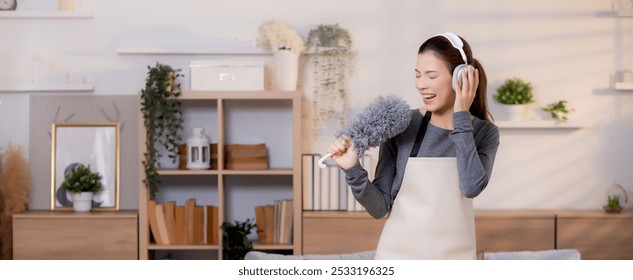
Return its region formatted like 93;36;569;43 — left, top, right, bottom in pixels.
615;9;633;17
0;84;94;93
0;11;93;19
495;120;593;129
614;82;633;90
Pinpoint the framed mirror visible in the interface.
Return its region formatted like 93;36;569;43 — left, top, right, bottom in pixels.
51;123;119;210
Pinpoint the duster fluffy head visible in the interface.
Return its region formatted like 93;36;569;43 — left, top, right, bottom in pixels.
335;95;412;156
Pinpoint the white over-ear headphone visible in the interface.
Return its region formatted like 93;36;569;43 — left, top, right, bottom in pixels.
435;32;468;91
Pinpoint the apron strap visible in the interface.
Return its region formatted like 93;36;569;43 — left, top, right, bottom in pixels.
409;111;432;157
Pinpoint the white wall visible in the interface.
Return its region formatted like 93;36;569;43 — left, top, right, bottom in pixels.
0;0;632;210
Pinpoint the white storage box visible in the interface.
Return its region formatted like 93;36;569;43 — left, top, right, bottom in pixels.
189;60;265;91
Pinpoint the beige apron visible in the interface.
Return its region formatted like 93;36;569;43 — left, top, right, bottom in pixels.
374;157;476;259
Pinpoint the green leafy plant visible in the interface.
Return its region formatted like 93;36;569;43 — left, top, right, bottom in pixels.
494;78;535;105
60;164;103;193
140;63;184;199
607;195;621;210
306;24;354;130
221;218;256;260
542;100;574;123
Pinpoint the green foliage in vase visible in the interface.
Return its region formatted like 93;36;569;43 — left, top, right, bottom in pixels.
221;218;256;260
140;62;184;199
61;164;103;193
607;195;621;209
494;78;535;105
542;100;574;123
306;24;354;129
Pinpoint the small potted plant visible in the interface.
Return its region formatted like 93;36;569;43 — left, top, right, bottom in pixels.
494;77;535;121
221;218;256;260
257;19;305;91
604;195;622;214
60;164;103;212
542;100;574;123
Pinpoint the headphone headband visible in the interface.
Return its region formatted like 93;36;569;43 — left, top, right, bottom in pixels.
435;32;468;65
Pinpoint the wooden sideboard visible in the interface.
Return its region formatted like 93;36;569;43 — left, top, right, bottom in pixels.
13;211;138;260
556;210;633;260
302;209;633;259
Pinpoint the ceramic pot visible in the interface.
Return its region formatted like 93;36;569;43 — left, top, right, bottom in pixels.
71;192;94;212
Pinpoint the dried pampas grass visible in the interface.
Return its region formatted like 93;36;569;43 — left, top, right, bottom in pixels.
0;144;32;260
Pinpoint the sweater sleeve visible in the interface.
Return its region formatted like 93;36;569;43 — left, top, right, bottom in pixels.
449;111;500;198
343;137;397;219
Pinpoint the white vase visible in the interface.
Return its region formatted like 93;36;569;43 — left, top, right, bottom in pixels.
274;49;299;91
71;192;94;213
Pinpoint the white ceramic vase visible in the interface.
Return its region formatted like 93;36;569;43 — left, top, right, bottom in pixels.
71;192;94;213
274;49;299;91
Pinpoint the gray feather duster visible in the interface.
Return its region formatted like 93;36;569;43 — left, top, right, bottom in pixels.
318;95;412;168
335;95;412;156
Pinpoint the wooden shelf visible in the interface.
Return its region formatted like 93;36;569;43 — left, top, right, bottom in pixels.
495;120;593;129
0;11;93;18
615;9;633;17
148;244;220;250
0;84;94;93
138;90;302;260
614;82;633;90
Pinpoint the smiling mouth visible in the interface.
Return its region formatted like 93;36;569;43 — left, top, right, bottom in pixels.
422;94;436;100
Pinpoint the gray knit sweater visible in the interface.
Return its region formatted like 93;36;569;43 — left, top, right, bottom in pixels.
344;110;500;219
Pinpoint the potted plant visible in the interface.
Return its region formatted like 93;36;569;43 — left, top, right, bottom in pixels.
542;100;574;123
140;63;184;199
221;218;256;260
60;164;103;212
257;19;305;91
604;195;622;213
305;23;354;132
494;77;535;121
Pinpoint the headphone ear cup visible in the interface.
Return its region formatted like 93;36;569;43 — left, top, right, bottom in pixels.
452;64;468;91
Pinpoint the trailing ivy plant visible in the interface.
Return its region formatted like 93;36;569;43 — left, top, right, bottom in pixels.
306;24;354;131
140;63;184;199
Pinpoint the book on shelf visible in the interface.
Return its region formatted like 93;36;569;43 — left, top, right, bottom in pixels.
175;205;186;245
147;200;163;245
254;205;266;244
301;154;373;212
184;199;196;244
155;203;171;245
255;199;293;245
163;201;177;244
206;205;219;245
225;143;269;170
226;157;268;170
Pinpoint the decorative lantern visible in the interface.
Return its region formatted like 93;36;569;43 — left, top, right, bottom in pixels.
186;127;211;170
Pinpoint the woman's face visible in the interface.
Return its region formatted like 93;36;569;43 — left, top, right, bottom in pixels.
415;51;455;114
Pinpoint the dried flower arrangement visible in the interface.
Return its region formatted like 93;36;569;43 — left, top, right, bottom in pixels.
0;144;32;259
257;19;305;53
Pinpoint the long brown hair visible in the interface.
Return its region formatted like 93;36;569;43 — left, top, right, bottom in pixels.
418;34;492;121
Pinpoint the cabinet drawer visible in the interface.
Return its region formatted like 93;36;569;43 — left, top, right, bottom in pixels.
303;214;385;255
13;211;138;260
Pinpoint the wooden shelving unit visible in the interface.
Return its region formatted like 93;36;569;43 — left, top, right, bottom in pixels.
138;90;302;260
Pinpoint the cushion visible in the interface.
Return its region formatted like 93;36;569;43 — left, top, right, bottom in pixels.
482;249;581;260
244;250;376;260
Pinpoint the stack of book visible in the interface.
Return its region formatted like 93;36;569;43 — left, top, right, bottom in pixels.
254;199;293;244
301;154;373;211
225;143;268;170
148;199;219;245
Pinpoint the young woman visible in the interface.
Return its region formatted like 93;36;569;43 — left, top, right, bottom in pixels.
327;33;500;259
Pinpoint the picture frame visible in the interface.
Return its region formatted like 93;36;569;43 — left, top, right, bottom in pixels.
51;122;120;210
